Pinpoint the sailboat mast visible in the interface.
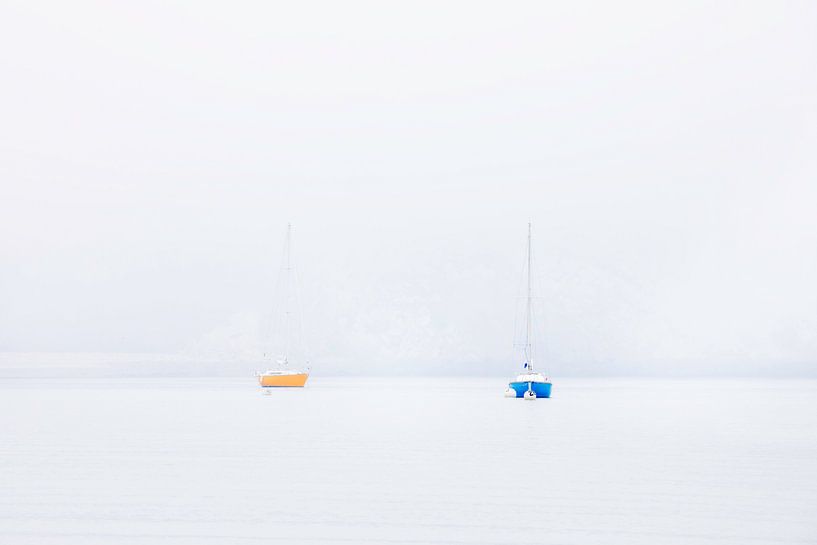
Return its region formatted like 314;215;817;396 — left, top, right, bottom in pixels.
284;223;292;365
525;222;533;371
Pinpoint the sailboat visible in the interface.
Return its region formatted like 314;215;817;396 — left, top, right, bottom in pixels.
257;224;310;388
505;223;552;399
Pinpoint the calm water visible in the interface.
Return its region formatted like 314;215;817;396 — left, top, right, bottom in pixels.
1;377;816;544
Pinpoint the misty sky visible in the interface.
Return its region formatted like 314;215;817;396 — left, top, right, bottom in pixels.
1;1;816;376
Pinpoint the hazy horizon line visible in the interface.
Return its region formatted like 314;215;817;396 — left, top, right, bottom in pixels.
1;351;815;379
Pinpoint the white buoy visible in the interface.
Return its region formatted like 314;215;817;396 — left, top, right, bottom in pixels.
504;387;516;398
524;390;537;400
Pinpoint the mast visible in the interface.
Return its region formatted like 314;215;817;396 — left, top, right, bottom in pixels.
283;223;291;365
525;222;533;371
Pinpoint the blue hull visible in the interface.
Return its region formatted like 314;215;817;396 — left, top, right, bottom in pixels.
509;381;552;398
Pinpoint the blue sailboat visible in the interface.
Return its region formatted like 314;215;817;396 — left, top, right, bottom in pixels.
505;223;552;399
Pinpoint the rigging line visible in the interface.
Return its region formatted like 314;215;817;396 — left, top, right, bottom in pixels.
292;255;310;365
525;222;533;368
284;223;292;364
509;226;529;366
528;229;535;368
529;227;548;374
537;257;546;368
265;226;287;361
271;224;291;362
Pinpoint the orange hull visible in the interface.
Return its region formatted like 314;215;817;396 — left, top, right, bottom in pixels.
258;373;309;387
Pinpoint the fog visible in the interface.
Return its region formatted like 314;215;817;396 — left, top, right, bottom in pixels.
1;1;816;376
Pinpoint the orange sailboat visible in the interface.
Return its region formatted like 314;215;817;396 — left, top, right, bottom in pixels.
258;368;309;387
257;223;310;388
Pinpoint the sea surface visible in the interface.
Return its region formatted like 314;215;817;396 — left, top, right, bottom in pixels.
1;377;816;544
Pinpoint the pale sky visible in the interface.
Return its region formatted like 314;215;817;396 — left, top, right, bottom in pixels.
1;1;816;376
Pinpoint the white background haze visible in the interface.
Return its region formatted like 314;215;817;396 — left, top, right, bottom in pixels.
1;1;816;376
